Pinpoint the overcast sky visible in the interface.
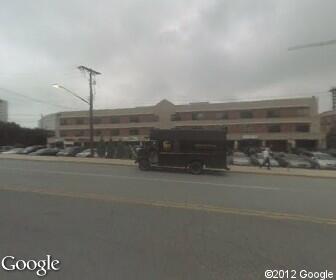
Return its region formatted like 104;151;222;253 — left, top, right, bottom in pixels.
0;0;335;127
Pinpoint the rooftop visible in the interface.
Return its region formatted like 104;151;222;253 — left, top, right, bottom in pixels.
58;96;317;117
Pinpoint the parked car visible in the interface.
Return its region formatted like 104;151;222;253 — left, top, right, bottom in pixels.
21;145;45;154
30;148;59;156
291;147;310;155
274;153;312;168
76;149;97;158
57;146;82;157
250;153;280;167
0;146;13;153
229;152;251;166
326;149;336;157
1;148;25;154
303;152;336;169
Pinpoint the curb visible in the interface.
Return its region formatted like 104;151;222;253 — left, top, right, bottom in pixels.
228;169;336;179
0;155;135;167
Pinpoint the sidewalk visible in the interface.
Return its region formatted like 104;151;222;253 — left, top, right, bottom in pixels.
0;154;135;167
1;154;336;179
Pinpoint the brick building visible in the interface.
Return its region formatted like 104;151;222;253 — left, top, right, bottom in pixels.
47;97;323;151
320;110;336;148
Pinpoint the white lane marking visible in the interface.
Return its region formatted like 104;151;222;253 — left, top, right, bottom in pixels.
0;166;280;191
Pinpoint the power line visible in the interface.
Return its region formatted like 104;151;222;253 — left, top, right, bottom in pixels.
288;39;336;51
8;113;46;116
0;87;77;110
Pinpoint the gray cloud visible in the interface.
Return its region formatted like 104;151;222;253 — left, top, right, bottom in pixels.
0;0;335;126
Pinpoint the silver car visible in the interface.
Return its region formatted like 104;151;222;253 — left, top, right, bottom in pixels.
275;153;312;168
250;153;280;167
306;152;336;169
230;152;251;166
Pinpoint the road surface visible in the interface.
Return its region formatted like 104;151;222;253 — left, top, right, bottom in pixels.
0;158;335;279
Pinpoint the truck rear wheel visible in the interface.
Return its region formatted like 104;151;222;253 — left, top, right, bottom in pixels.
139;159;150;171
189;161;203;175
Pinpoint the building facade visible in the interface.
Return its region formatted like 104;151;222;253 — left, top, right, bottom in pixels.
49;97;322;151
320;110;336;148
0;99;8;122
39;113;59;132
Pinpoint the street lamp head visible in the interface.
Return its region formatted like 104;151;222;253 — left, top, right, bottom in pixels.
52;84;60;89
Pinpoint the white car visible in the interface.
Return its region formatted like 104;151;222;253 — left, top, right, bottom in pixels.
1;148;25;154
75;149;97;158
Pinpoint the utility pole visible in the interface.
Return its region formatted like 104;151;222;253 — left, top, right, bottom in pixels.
330;88;336;111
78;66;101;157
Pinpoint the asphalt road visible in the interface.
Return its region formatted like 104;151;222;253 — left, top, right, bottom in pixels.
0;158;335;279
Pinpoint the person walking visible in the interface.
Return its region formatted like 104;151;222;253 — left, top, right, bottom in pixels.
260;147;271;170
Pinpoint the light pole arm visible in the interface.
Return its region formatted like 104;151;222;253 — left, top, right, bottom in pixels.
53;84;89;105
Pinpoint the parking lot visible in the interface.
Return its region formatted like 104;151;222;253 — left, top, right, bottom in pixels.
2;144;336;171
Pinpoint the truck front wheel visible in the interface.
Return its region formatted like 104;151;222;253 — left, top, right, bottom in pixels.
189;161;203;175
138;159;151;171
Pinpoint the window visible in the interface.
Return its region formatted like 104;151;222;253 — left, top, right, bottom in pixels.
60;119;67;125
129;116;139;123
215;112;228;120
171;113;181;121
242;125;254;133
75;130;84;137
110;116;120;124
95;130;102;136
76;118;84;125
240;111;253;119
93;117;102;124
129;128;139;135
192;112;205;120
296;124;310;132
267;110;280;118
111;129;119;136
268;125;281;133
296;108;309;117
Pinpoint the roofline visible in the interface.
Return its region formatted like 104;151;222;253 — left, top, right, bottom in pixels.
55;96;317;116
320;110;336;116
